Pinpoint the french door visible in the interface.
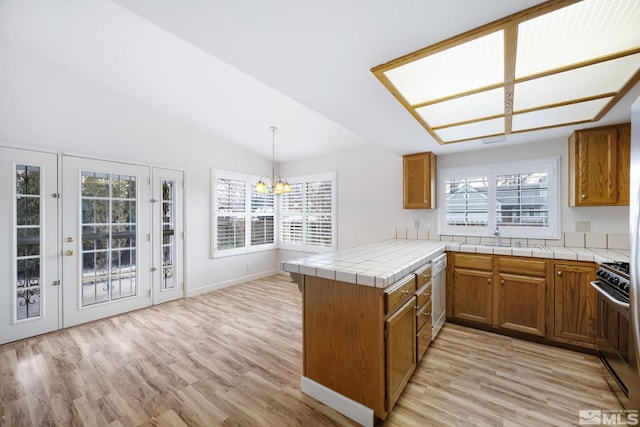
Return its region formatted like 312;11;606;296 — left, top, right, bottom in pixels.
1;150;184;343
0;148;60;344
151;168;184;304
61;156;153;327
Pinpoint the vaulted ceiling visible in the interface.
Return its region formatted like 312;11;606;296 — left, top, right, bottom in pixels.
1;1;639;162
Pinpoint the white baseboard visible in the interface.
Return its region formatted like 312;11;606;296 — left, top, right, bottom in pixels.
186;269;281;297
300;376;374;427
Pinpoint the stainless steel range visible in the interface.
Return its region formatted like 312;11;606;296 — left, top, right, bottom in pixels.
591;262;639;410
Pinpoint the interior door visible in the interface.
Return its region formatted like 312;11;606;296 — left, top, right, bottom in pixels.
0;147;59;344
152;168;184;304
61;156;152;327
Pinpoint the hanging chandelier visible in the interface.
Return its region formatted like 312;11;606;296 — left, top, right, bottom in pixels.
255;126;292;194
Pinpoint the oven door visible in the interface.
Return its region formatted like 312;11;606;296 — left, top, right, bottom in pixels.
592;280;631;407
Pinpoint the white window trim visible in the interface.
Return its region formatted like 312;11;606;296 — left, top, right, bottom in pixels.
211;169;277;258
278;171;337;253
438;157;560;239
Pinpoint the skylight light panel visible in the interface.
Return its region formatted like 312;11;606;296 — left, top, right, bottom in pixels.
516;0;640;78
514;53;640;111
383;31;504;105
416;88;504;127
435;118;504;143
512;98;613;131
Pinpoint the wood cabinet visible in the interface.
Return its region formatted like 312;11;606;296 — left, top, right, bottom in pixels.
414;264;432;362
403;151;436;209
301;271;419;420
495;257;547;337
568;123;630;206
451;254;493;325
553;262;597;346
447;253;597;349
385;297;417;411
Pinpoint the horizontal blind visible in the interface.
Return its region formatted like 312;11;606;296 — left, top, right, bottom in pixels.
444;177;488;226
250;186;275;246
281;183;304;244
305;180;332;247
495;172;549;227
216;178;245;250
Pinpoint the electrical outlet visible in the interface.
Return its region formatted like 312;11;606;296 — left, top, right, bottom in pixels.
414;219;420;228
575;220;590;232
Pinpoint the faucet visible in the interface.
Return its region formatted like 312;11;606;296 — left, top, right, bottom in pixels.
493;227;500;246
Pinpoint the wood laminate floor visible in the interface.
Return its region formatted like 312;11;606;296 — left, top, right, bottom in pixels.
0;274;624;427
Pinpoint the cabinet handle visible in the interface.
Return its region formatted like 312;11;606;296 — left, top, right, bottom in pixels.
487;278;492;284
424;312;431;317
582;194;588;199
500;280;505;285
557;271;563;277
424;293;431;298
402;290;409;295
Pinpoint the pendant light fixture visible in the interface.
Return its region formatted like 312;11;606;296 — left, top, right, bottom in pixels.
255;126;292;194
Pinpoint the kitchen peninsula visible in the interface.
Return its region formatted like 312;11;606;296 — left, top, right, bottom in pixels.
281;237;630;426
282;240;447;426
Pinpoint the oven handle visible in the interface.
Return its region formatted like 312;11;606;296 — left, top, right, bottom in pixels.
590;281;630;309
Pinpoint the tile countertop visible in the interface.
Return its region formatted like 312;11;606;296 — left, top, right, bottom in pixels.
281;239;630;289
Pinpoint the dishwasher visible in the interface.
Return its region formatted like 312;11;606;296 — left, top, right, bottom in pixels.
431;253;447;339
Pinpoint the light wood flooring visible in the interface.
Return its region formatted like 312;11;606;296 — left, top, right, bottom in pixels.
0;274;623;426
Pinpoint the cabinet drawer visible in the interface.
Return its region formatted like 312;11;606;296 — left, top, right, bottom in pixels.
416;283;432;310
416;299;431;331
498;257;546;277
453;253;492;271
385;275;417;315
416;320;432;362
416;264;432;288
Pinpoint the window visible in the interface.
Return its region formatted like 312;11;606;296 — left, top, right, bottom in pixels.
280;172;336;252
439;157;559;239
212;170;275;257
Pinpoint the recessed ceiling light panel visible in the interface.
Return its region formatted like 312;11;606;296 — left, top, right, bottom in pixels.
371;0;640;145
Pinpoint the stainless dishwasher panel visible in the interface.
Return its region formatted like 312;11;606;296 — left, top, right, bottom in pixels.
431;253;447;339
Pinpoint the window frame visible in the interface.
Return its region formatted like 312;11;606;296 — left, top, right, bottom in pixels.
438;157;560;239
279;172;337;253
211;169;276;258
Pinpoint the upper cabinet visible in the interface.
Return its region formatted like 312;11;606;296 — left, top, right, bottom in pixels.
568;123;630;206
403;151;436;209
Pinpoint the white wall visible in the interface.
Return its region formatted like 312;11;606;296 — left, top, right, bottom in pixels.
0;42;280;295
278;144;430;263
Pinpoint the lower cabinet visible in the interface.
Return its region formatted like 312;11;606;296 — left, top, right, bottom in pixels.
448;253;596;349
495;257;547;337
451;254;493;325
301;269;421;420
553;262;597;345
385;297;417;410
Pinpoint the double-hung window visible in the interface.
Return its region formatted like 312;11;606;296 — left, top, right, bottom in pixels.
439;157;560;239
212;170;275;257
280;172;336;252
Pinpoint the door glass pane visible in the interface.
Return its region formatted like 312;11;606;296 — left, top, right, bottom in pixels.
15;165;42;320
161;180;176;290
81;171;137;306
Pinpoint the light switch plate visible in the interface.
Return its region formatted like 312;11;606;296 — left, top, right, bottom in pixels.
575;220;590;232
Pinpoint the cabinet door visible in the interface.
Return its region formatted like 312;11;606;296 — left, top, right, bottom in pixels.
617;123;631;205
453;268;493;325
571;128;618;206
386;297;416;412
554;264;596;344
403;152;436;209
496;273;546;337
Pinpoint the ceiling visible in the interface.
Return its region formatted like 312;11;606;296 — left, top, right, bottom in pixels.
2;0;639;162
